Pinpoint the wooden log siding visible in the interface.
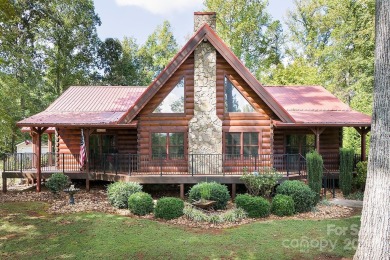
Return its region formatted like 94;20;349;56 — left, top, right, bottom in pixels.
56;128;138;172
273;127;342;170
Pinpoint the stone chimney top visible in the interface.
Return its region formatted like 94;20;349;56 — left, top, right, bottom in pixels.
194;12;216;32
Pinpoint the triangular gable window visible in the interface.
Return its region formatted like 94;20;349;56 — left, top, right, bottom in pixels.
153;77;185;113
224;77;255;113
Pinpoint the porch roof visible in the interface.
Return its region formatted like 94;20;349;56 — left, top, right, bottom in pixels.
17;86;147;127
264;86;371;127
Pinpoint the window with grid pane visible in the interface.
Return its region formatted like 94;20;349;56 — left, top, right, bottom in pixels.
286;134;315;155
225;132;259;158
151;132;184;159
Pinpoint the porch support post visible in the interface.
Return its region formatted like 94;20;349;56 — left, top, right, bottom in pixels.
180;184;185;199
85;129;91;191
32;127;48;192
48;133;53;166
310;127;326;152
354;127;370;161
2;177;6;193
232;183;236;200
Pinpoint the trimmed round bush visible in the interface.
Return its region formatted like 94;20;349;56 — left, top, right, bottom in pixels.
188;182;230;210
128;192;154;216
271;194;295;216
154;197;184;220
235;194;270;218
107;182;142;209
276;180;316;213
45;173;70;194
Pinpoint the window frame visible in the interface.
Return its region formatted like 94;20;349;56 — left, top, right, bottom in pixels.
224;132;261;159
285;134;316;155
150;131;186;160
152;76;186;115
89;133;118;155
223;75;257;114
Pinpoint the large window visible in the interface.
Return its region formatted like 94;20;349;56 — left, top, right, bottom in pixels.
153;77;185;113
225;132;259;157
286;135;315;155
224;77;255;113
151;132;185;159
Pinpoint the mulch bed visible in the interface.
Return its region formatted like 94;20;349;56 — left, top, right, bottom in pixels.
0;187;358;229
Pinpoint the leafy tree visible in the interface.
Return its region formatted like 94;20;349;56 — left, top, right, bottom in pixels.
204;0;285;80
354;1;389;258
138;20;178;83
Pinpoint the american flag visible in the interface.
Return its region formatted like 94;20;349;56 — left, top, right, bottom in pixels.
80;129;87;169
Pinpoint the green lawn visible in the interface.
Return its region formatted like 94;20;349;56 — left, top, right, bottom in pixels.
0;202;359;260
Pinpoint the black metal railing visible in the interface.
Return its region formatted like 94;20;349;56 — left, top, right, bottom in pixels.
2;152;354;178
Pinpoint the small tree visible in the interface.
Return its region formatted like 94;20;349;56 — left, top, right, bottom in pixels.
339;148;354;196
306;151;323;202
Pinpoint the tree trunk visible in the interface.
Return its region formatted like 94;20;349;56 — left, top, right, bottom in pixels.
354;1;390;259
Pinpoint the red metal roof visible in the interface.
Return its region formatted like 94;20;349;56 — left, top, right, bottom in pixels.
18;86;146;126
264;86;371;126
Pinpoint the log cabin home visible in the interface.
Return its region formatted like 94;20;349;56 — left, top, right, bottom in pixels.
3;12;371;197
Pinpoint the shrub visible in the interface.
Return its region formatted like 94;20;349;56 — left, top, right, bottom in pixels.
276;180;317;213
235;194;270;218
188;182;230;209
154;197;184;220
340;148;354;196
240;168;282;197
345;191;364;201
354;161;367;191
306;151;323;202
45;173;70;194
128;192;154;216
107;182;142;209
183;204;247;223
271;194;295;216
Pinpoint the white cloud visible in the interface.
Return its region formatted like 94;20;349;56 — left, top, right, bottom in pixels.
115;0;203;15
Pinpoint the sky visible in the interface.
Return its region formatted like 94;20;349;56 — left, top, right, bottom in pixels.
93;0;295;46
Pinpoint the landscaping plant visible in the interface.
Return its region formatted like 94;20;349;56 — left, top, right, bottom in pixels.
154;197;184;220
306;151;323;202
271;194;295;216
339;148;354;196
188;182;230;209
276;180;317;213
354;161;367;191
240;167;282;197
235;194;270;218
45;173;70;194
128;192;154;216
107;182;142;209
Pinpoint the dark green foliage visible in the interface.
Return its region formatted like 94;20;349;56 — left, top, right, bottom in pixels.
354;161;368;191
271;194;295;216
154;197;184;220
306;151;323;202
235;194;270;218
339;148;354;196
107;182;142;209
276;180;317;213
345;191;364;201
128;192;154;216
45;173;70;194
188;182;230;210
240;168;282;197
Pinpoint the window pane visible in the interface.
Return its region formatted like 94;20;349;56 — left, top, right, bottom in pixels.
243;133;258;145
152;133;167;146
224;77;255;113
152;147;166;158
153;78;185;113
226;133;241;145
243;146;258;156
226;146;240;155
169;146;184;159
169;133;184;145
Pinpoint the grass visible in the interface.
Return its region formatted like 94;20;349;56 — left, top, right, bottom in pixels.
0;202;360;260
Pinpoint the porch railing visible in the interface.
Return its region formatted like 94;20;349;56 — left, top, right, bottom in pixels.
3;152;363;177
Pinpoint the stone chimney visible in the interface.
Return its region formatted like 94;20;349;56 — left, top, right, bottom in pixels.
194;12;216;32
